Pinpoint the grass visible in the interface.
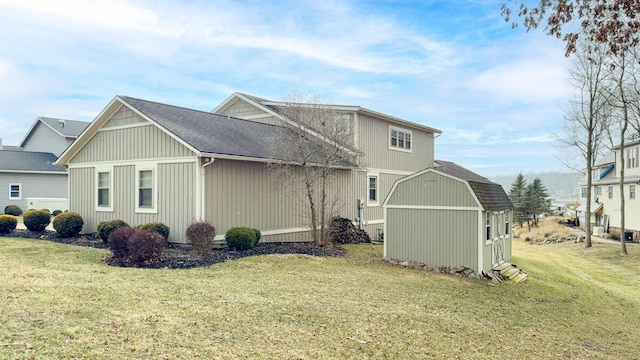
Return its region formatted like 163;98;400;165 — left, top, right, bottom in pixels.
1;236;639;359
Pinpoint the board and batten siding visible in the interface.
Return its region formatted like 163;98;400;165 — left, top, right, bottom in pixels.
70;123;193;164
385;208;479;271
0;173;68;210
385;171;478;208
357;113;434;172
69;162;196;243
204;159;365;242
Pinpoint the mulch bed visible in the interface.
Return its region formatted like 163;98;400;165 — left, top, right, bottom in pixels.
2;229;346;269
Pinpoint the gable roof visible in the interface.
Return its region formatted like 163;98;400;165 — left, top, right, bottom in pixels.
19;117;90;147
434;160;512;211
57;96;356;167
0;150;66;173
214;92;442;135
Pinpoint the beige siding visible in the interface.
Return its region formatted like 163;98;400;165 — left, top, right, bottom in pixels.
358;114;434;172
103;106;146;128
21;122;71;157
70;124;193;164
386;172;478;208
204;159;368;241
218;99;286;126
386;208;479;270
70;162;196;243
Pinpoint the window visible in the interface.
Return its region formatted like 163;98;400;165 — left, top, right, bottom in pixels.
581;187;587;198
627;147;639;168
505;217;510;236
9;184;21;200
135;164;157;213
367;173;379;206
486;214;491;241
631;185;636;200
595;186;602;196
608;186;613;199
95;167;113;212
389;126;412;152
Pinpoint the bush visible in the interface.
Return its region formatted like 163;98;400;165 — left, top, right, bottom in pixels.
138;222;170;241
52;210;63;216
0;215;17;233
108;226;135;260
329;216;371;244
225;227;259;250
127;230;167;266
607;230;621;241
52;212;84;238
4;205;22;216
185;221;216;255
108;227;166;266
23;209;51;232
97;220;129;242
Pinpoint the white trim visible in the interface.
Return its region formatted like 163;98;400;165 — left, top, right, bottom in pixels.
68;157;197;169
135;163;158;214
367;172;379;207
95;165;114;212
388;125;413;153
97;122;152;132
365;219;384;225
384;205;482;211
383;207;388;258
477;209;483;273
240;114;274;120
9;183;21;200
363;168;414;176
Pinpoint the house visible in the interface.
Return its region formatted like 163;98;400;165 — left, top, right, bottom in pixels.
382;161;513;275
55;93;442;243
0;117;89;212
580;142;640;240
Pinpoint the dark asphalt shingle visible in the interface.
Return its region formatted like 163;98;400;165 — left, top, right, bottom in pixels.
0;150;66;173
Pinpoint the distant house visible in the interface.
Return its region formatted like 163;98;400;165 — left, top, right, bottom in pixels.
55;93;442;243
580;143;640;240
382;161;513;274
0;117;89;212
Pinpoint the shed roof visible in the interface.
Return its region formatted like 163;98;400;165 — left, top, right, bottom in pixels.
0;150;66;173
119;96;355;166
435;160;513;211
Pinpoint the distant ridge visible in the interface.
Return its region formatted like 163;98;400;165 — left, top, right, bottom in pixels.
489;172;583;200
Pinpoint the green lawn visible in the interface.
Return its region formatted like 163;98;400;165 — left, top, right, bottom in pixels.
1;237;639;359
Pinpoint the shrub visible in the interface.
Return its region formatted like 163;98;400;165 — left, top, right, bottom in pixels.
23;209;51;232
0;215;17;233
185;221;216;256
97;220;129;242
52;212;84;238
608;230;621;241
52;210;63;216
127;230;167;266
225;227;258;250
4;205;22;216
329;216;371;244
138;222;170;241
108;227;135;260
253;228;261;246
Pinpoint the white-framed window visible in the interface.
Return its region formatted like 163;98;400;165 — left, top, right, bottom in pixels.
135;164;157;213
367;173;379;206
630;185;636;200
608;186;613;199
485;213;492;242
505;215;510;236
9;183;21;200
581;187;587;198
389;126;412;152
627;147;639;168
595;186;602;196
95;166;113;212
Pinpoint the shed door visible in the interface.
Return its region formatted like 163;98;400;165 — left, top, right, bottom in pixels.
492;238;505;267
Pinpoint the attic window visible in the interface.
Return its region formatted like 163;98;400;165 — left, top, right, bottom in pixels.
627;147;639;168
389;126;412;152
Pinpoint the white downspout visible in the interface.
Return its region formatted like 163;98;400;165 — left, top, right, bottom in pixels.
199;157;215;220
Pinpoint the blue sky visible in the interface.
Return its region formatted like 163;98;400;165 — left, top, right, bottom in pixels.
0;0;571;176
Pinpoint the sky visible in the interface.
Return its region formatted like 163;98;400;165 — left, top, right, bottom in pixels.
0;0;573;177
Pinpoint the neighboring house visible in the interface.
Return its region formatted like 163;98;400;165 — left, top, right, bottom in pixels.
55;93;442;243
20;117;90;157
0;150;68;211
382;161;513;275
0;118;89;212
580;142;640;240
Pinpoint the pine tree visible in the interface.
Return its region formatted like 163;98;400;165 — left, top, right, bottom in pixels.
530;177;550;226
509;173;528;226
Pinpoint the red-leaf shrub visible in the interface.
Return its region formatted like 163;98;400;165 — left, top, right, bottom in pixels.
127;229;167;266
185;221;216;255
108;226;135;260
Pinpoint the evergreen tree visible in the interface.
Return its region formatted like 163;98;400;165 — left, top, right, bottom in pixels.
530;177;550;226
509;173;528;226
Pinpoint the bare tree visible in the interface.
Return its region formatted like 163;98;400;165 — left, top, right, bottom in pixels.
557;42;611;247
268;92;361;246
501;0;640;56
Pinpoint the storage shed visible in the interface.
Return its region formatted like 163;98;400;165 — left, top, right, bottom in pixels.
382;161;513;275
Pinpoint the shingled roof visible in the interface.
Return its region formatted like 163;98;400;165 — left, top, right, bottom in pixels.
0;150;66;173
38;117;90;138
435;160;512;211
119;96;355;166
